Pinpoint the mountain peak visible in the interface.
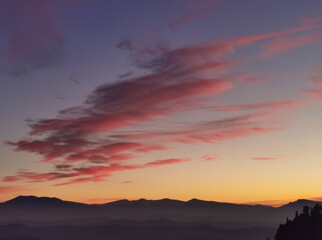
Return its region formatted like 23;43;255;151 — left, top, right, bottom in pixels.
280;199;321;209
289;199;316;205
188;198;203;202
5;195;63;203
137;198;148;202
187;198;217;205
2;195;86;209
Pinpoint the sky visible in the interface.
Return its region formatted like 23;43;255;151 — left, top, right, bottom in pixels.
0;0;322;205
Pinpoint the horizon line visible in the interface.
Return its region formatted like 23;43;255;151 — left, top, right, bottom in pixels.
2;194;322;207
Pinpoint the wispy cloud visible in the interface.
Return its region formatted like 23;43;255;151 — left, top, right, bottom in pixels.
144;158;190;167
259;32;322;58
2;157;190;186
302;89;322;98
251;155;282;161
168;0;218;30
122;181;133;184
202;154;221;161
112;112;284;145
206;99;310;113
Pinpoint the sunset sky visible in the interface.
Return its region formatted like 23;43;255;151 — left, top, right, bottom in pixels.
1;0;322;205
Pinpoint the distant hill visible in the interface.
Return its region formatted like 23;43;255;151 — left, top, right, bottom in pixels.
0;196;321;228
0;223;275;240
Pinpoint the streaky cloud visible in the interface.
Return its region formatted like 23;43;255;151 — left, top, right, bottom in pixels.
251;155;283;161
259;31;322;58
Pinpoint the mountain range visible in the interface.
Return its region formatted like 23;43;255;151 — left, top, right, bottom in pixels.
0;196;320;228
1;196;320;240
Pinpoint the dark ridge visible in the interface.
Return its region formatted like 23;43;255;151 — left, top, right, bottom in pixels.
103;198;185;208
4;196;63;204
3;195;321;210
1;195;88;208
279;199;320;210
103;199;130;206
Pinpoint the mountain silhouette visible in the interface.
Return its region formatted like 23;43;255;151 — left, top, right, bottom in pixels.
1;196;321;228
2;196;87;209
279;199;319;210
3;196;320;240
274;203;322;240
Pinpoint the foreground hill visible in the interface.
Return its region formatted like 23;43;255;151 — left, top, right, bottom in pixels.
274;204;322;240
0;196;321;228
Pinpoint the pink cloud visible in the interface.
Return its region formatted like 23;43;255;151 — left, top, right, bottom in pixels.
6;138;89;162
112;112;283;145
228;73;266;83
54;175;109;186
176;126;282;144
8;35;237;168
2;164;138;185
54;158;188;185
122;181;133;184
2;157;190;186
103;154;135;162
251;155;282;161
26;78;232;137
14;170;80;183
202;154;221;161
206;98;309;113
67;153;135;164
259;32;322;57
129;16;322;74
135;145;168;153
169;0;217;30
235;16;322;45
1;176;22;183
144;158;190;167
302;89;322;98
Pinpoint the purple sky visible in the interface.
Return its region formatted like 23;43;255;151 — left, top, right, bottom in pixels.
0;0;322;204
